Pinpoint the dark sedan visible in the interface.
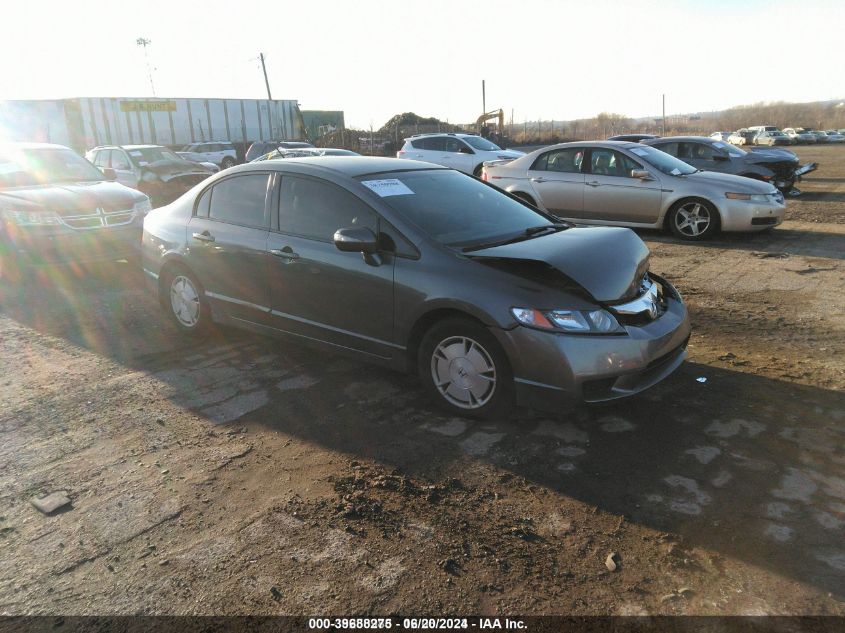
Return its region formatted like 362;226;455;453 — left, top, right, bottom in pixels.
642;136;817;194
0;143;151;282
142;157;690;418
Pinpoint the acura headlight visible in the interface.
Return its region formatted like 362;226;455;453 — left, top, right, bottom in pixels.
725;192;771;202
511;307;623;334
1;209;62;226
133;198;153;216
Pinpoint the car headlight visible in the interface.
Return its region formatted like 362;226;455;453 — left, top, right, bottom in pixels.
511;307;623;334
1;209;62;226
725;192;771;202
133;198;153;216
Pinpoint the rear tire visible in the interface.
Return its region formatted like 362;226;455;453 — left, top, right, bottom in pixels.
668;199;719;241
418;318;513;420
161;266;212;335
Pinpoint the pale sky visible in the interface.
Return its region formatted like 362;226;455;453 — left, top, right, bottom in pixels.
2;0;841;129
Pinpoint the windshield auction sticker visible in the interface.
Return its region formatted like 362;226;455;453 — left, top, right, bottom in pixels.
361;179;414;197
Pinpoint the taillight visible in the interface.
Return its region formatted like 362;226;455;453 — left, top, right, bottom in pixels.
397;151;406;157
481;169;488;181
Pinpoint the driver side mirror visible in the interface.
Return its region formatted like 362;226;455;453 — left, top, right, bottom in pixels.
630;169;653;180
334;227;378;254
102;167;117;181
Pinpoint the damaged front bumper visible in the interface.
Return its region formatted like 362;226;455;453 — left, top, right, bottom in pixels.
775;162;818;194
495;276;691;411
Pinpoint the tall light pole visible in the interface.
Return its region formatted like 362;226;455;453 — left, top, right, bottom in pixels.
136;37;156;97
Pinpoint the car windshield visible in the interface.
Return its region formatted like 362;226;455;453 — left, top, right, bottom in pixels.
463;137;502;151
628;145;697;176
127;147;183;166
0;148;105;189
713;140;746;157
359;169;555;249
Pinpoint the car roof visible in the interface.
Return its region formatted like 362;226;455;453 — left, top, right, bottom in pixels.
404;132;479;140
538;140;644;150
644;136;720;143
0;142;70;150
231;156;445;178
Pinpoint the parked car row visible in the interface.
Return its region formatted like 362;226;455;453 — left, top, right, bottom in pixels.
723;126;844;146
3;120;827;415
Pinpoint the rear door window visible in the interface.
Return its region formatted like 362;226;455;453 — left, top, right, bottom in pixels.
532;148;584;173
208;174;270;228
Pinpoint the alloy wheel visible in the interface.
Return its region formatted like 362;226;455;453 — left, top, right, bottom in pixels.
430;336;497;409
674;202;711;238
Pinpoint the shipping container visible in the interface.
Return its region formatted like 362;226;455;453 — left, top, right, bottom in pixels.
0;97;305;154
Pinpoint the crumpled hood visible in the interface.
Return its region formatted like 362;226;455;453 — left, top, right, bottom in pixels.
143;159;213;182
467;226;650;302
0;181;145;215
746;148;798;164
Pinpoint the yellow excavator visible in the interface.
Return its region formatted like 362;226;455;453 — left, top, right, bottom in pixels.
476;109;504;137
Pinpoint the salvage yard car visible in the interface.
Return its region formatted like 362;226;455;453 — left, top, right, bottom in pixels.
396;133;523;177
482;141;785;240
177;141;238;169
0;142;151;282
142;157;690;417
641;136;817;194
86;144;216;206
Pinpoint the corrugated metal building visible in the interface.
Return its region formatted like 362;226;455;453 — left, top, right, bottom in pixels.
0;97;305;153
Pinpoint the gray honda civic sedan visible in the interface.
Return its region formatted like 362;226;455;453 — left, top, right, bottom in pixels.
142;157;691;418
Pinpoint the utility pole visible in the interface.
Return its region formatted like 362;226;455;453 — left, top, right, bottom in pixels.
662;94;666;135
136;38;156;97
482;80;486;115
259;53;272;100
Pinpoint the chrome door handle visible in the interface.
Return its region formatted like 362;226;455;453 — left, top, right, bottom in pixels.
586;181;601;187
192;231;215;242
270;248;299;260
530;177;547;183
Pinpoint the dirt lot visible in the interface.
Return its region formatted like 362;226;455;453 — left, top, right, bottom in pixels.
1;145;844;616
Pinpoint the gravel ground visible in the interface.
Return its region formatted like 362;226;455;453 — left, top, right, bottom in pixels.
0;145;843;616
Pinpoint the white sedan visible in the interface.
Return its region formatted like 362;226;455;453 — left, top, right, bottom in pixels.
727;131;746;146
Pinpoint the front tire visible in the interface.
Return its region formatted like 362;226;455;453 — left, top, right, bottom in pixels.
162;266;212;335
221;157;236;169
668;199;719;241
418;318;513;419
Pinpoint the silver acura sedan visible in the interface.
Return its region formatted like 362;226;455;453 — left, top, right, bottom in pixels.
482;141;785;240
